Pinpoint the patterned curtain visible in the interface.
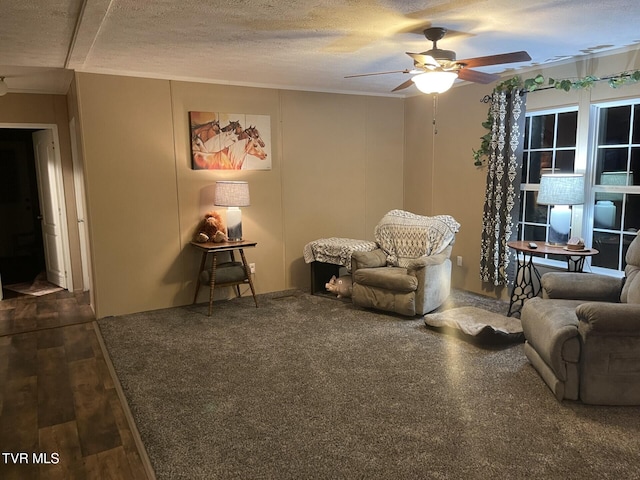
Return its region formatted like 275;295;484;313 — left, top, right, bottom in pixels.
480;88;527;286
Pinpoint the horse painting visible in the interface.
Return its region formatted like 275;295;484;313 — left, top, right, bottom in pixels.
189;112;271;170
238;126;265;147
191;119;220;147
192;137;267;170
195;130;236;155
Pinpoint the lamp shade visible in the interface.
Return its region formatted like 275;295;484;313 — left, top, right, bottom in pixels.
214;181;250;207
411;71;458;94
537;174;584;206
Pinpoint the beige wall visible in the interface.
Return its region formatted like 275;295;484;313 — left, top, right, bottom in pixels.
75;75;180;317
404;81;499;295
6;48;638;316
405;49;640;300
74;74;404;317
281;91;404;288
403;94;435;214
170;82;285;307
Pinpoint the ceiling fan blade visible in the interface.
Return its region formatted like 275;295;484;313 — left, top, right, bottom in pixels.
406;52;439;67
345;69;410;78
457;68;500;84
392;78;415;92
457;51;531;68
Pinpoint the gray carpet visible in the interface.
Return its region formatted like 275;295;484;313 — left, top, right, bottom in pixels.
98;290;640;480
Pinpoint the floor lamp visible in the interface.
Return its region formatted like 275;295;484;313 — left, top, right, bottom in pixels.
537;173;584;245
214;181;250;242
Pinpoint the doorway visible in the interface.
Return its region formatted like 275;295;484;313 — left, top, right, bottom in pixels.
0;126;72;295
0;129;45;284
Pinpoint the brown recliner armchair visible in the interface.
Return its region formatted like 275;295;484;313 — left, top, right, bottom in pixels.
521;232;640;405
350;210;459;316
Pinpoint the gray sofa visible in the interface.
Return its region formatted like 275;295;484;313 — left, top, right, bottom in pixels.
521;232;640;405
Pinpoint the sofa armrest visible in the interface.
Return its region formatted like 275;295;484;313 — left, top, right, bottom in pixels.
577;302;640;335
542;272;623;302
351;248;387;272
410;255;452;314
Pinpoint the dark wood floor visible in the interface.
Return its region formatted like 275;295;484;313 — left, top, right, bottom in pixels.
0;289;155;480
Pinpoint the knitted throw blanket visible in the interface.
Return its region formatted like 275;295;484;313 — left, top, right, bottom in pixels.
374;210;460;267
303;237;378;272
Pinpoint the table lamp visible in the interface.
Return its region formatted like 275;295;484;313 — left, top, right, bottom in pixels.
537;173;584;245
214;181;250;241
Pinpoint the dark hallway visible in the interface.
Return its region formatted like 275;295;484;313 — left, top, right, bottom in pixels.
0;129;45;287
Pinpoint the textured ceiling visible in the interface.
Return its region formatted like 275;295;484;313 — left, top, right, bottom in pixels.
2;0;640;96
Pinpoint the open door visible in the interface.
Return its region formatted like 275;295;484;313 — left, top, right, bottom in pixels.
70;118;91;291
32;129;68;288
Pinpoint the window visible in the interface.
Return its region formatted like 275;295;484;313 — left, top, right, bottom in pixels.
518;108;579;263
589;102;640;271
517;101;640;274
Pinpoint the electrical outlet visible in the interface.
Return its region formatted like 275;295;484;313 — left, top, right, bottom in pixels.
249;263;256;274
456;256;463;267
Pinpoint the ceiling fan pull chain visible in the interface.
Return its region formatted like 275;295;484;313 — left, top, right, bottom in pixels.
433;94;438;135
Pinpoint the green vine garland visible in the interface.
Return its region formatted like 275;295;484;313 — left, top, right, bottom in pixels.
473;70;640;167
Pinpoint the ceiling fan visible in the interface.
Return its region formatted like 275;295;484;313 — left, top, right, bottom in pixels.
346;27;531;93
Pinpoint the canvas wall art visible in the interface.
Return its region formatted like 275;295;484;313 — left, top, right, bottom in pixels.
189;112;272;170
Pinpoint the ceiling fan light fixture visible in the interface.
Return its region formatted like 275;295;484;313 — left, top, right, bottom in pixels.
411;71;458;94
0;77;7;96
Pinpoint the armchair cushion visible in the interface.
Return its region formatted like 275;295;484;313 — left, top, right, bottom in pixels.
405;246;452;271
542;272;623;302
353;267;417;293
621;231;640;303
624;273;640;304
351;248;387;270
351;284;416;317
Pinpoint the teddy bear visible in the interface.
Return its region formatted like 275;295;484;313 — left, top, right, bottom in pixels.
192;210;228;243
325;274;353;298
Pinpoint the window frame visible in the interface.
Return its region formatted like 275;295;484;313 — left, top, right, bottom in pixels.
518;105;581;270
584;98;640;275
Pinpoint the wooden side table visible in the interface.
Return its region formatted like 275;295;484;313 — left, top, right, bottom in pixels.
191;240;258;316
506;241;599;317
